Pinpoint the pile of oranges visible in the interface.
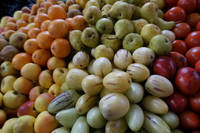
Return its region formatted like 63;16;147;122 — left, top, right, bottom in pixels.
1;0;88;72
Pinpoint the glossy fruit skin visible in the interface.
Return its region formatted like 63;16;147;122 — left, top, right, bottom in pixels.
185;12;200;28
169;51;188;69
185;46;200;67
165;91;188;113
180;110;200;130
189;91;200;114
195;60;200;73
172;22;191;38
185;31;200;49
196;21;200;31
175;67;200;96
172;40;188;55
177;0;197;14
153;56;176;79
164;6;187;22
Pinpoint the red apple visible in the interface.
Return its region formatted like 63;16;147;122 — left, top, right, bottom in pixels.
165;91;188;113
153;56;176;79
175;67;200;96
189;91;200;114
29;86;48;102
17;101;39;117
180;110;200;130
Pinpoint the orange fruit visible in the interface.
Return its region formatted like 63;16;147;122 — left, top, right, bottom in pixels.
37;7;47;14
36;0;45;6
70;15;88;31
48;0;57;5
41;20;51;31
48;19;69;38
47;5;66;20
6;22;17;31
24;38;40;54
31;4;39;15
27;27;41;38
47;56;66;70
32;49;52;67
51;38;71;58
28;15;35;23
17;27;30;34
34;13;50;28
21;13;30;23
40;1;53;10
16;19;26;29
12;52;32;70
65;17;73;31
7;18;16;23
36;31;54;49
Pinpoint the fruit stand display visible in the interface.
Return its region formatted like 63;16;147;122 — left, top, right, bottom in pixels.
0;0;200;133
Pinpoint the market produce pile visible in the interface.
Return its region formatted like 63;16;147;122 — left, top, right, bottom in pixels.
0;0;200;132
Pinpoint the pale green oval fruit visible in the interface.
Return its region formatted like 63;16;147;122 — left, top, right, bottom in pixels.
122;33;144;52
148;34;172;56
96;18;114;34
86;106;107;129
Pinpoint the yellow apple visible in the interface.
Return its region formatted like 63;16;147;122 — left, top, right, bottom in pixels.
34;111;59;133
38;70;54;89
60;82;71;93
3;90;27;109
26;23;36;28
53;68;69;85
13;10;22;20
1;75;17;94
13;115;35;133
48;83;61;97
0;61;18;77
13;76;34;95
20;63;42;81
34;93;55;112
47;56;66;71
0;109;7;127
2;118;18;133
0;16;11;27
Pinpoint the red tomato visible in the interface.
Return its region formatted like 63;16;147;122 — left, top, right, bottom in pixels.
175;67;200;96
195;60;200;73
185;12;200;28
196;21;200;31
180;110;200;130
165;91;188;113
164;0;179;9
172;40;188;55
169;51;188;69
172;22;191;38
153;56;176;79
177;0;197;14
164;6;187;22
185;46;200;67
189;91;200;113
185;31;200;48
